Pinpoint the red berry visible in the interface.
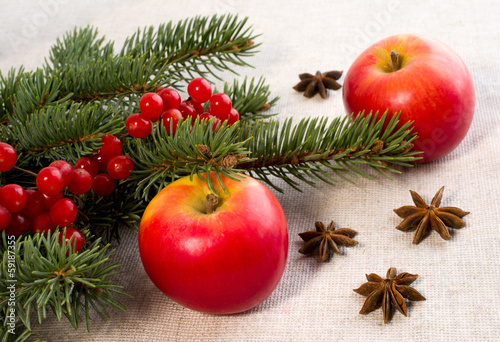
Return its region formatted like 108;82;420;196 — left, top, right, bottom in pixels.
36;167;64;196
5;212;30;237
49;160;74;187
178;102;197;121
92;173;115;197
99;134;123;165
0;184;27;213
50;198;77;227
157;88;182;111
42;192;63;209
161;109;182;135
75;157;99;178
227;108;240;125
150;115;161;123
0;142;17;172
90;154;107;172
30;211;56;235
67;169;93;195
58;227;85;253
139;92;163;119
199;112;221;132
185;99;205;114
107;155;133;180
0;205;11;231
187;78;212;103
208;93;232;120
126;114;152;138
22;190;45;217
199;112;214;121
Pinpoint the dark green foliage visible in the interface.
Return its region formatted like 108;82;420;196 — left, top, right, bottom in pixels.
127;117;253;200
0;230;128;339
79;185;145;244
9;102;123;166
0;68;28;124
218;76;279;121
119;15;260;81
124;112;420;197
239;112;420;192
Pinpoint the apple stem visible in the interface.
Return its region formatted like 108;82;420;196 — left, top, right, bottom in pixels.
206;193;218;214
390;50;401;72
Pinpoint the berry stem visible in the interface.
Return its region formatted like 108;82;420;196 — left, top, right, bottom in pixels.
66;193;85;210
205;193;218;214
77;209;89;221
13;165;38;177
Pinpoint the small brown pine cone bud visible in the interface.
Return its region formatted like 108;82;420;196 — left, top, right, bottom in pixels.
197;144;212;158
371;140;385;153
218;154;240;169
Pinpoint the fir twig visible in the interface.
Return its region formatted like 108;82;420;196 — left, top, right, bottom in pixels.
9;102;123;166
0;67;28;124
0;230;129;336
120;14;259;81
78;186;145;244
125;111;420;198
126;118;252;200
218;76;279;120
0;15;259;121
40;14;259;103
239;112;420;192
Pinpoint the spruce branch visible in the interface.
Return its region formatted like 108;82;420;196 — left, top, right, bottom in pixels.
9;69;73;123
9;102;123;165
0;15;259;118
52;52;174;102
45;25;168;100
46;26;114;71
0;67;28;124
38;14;259;104
125;111;420;198
126;118;252;200
78;187;145;244
120;14;259;81
0;230;129;336
0;321;33;342
238;112;421;192
217;76;279;120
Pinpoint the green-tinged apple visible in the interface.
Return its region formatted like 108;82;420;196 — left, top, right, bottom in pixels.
343;34;475;162
138;173;288;314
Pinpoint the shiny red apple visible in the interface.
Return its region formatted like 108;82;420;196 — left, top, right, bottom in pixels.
138;173;288;314
343;34;475;162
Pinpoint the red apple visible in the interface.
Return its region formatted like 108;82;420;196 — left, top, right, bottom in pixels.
138;173;288;314
342;34;475;162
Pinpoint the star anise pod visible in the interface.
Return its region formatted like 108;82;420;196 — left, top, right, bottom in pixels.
354;267;426;324
298;221;358;261
293;70;342;99
394;186;469;244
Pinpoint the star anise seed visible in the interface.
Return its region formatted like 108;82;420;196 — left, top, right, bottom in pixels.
394;186;469;244
298;221;358;261
354;267;426;324
293;70;342;99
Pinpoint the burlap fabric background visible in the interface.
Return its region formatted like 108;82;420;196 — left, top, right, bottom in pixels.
1;0;499;341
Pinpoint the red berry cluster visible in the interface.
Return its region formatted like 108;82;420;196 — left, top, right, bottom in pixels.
126;77;240;138
0;136;133;251
74;134;134;196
